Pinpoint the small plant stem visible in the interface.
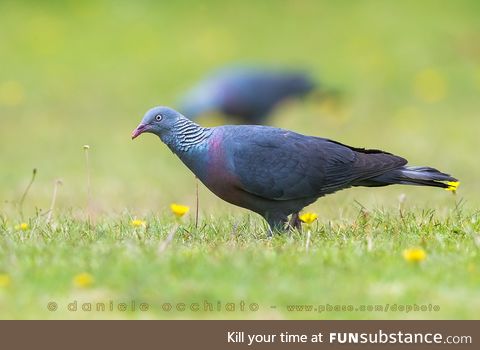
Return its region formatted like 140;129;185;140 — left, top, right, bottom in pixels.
158;224;179;254
83;145;91;223
46;179;62;224
305;228;311;253
19;168;37;220
195;176;199;229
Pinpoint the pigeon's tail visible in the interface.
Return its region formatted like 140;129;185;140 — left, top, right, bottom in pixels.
355;166;460;192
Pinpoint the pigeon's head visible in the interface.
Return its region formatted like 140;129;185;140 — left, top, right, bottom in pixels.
131;106;185;140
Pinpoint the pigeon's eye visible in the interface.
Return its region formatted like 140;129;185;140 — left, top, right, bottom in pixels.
155;114;163;121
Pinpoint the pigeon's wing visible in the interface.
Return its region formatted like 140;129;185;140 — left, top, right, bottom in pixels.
228;127;406;200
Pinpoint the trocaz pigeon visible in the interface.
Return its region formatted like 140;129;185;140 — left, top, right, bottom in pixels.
178;66;316;124
132;106;459;234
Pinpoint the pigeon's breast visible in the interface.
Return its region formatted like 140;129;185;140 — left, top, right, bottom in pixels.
200;131;248;207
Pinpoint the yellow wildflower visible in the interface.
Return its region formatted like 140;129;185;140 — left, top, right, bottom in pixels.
73;272;94;288
402;248;427;263
131;219;146;228
14;222;29;231
299;212;318;225
170;203;190;218
0;274;11;288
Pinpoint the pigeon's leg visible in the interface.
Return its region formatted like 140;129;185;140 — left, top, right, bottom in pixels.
265;213;288;236
288;212;303;230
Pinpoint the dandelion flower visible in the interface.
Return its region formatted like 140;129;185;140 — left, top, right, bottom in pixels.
131;219;146;228
170;203;190;218
14;223;29;231
402;248;427;263
0;274;11;288
299;212;318;225
73;272;94;288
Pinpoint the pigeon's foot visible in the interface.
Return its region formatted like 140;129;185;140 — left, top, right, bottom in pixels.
266;225;286;237
288;213;303;231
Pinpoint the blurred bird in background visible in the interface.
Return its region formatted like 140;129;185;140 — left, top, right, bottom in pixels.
177;65;337;125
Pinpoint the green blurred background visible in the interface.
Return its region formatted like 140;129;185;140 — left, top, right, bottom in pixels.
1;0;479;219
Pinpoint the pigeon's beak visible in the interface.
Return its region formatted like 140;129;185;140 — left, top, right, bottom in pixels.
131;124;148;140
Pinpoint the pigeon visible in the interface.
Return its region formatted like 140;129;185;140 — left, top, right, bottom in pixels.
132;106;459;234
178;66;317;124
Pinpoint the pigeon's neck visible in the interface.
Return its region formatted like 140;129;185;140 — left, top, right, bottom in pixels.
162;117;213;154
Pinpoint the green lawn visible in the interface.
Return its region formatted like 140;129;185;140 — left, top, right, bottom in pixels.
1;208;479;319
1;0;479;319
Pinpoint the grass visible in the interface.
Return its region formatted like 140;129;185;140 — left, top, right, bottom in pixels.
1;0;479;319
0;206;479;319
